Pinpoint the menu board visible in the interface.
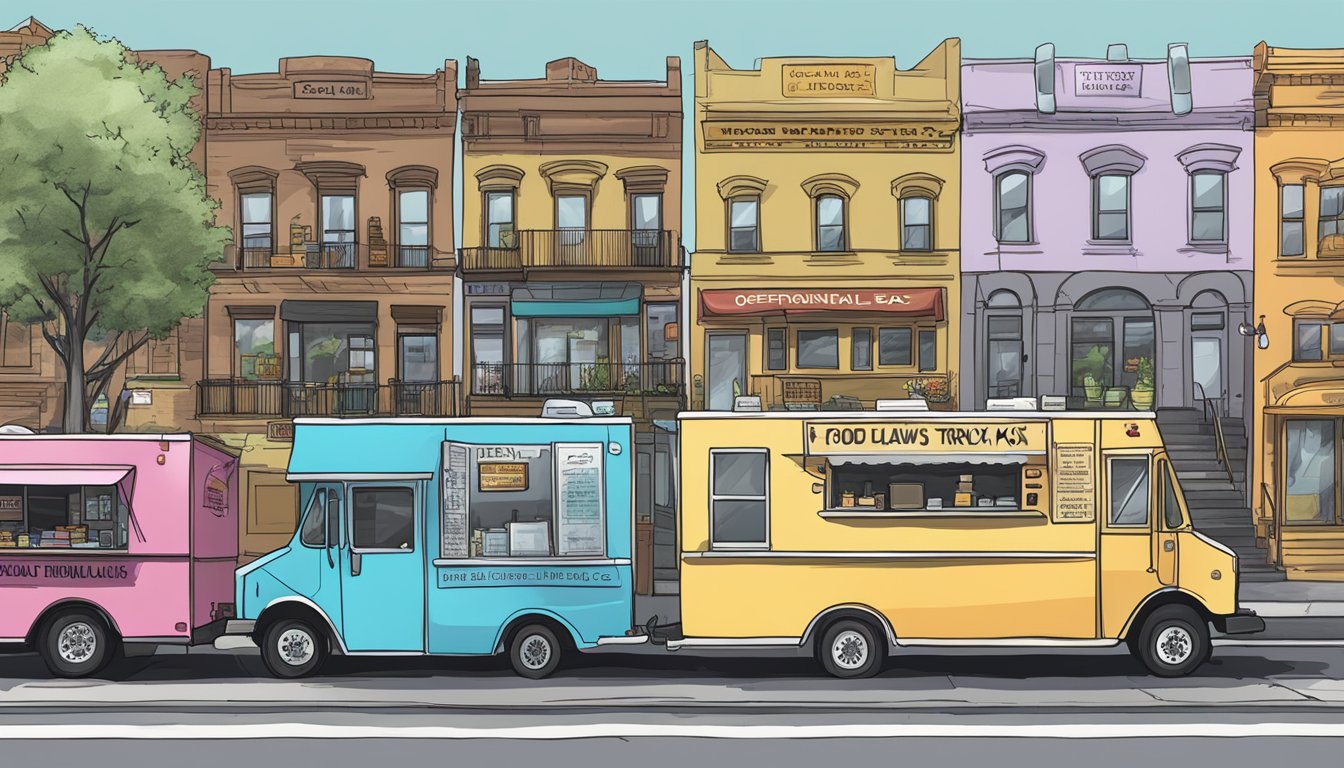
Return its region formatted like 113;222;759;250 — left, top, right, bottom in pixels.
555;443;604;557
440;443;469;557
0;496;20;522
1053;442;1096;523
479;462;529;492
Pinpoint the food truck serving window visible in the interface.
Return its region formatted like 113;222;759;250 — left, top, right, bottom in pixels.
826;455;1031;513
440;443;605;559
0;484;130;550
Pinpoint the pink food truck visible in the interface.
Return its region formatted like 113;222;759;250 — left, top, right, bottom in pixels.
0;432;240;677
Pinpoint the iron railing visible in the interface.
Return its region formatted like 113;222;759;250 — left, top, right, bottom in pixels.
1196;382;1236;487
396;245;430;269
470;360;684;398
228;242;447;270
459;229;681;271
197;379;460;417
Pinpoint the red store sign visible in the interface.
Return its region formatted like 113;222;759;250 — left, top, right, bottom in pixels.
699;288;944;320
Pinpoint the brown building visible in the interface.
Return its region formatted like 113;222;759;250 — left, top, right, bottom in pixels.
124;55;459;561
458;56;683;594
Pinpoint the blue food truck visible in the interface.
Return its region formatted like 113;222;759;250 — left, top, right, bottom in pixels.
231;404;643;678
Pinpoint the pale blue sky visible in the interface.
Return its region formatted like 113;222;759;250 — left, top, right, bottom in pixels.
16;0;1344;249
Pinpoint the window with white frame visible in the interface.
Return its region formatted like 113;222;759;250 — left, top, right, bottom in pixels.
710;450;768;548
1092;173;1131;241
995;171;1031;244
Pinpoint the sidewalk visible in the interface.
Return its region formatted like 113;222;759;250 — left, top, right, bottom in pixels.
1242;580;1344;618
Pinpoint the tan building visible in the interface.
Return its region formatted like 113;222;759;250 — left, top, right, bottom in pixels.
1252;44;1344;579
123;55;459;560
689;41;962;414
457;56;683;593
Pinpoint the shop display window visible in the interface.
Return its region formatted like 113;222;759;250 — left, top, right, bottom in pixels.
441;443;605;559
0;484;129;549
825;459;1030;513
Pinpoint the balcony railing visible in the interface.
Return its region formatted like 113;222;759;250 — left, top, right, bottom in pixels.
738;372;956;412
459;229;681;271
471;361;684;398
396;245;430;269
226;242;448;270
197;379;460;418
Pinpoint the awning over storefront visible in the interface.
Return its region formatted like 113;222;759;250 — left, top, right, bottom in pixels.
699;287;944;320
511;282;641;317
0;465;134;487
280;300;378;323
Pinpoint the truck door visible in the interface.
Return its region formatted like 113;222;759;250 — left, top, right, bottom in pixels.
340;482;426;652
1154;456;1181;586
1099;452;1163;638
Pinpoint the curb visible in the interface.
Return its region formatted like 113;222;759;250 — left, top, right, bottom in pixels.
1241;601;1344;618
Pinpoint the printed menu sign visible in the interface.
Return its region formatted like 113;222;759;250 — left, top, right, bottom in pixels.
1053;443;1096;522
555;444;603;557
479;462;529;491
440;443;469;558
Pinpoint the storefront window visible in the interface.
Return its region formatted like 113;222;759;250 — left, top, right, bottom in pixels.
287;322;377;385
796;329;839;369
766;328;787;371
878;327;913;367
1285;420;1337;524
710;450;768;548
443;444;605;558
0;484;129;549
852;328;873;371
234;319;279;381
1109;458;1150;527
1071;289;1154;407
919;329;937;372
398;333;438;383
1281;184;1305;257
729;197;760;252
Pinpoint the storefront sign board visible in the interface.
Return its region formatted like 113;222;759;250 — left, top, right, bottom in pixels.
293;81;369;99
702;120;957;151
782;63;876;97
701;288;944;319
1073;64;1143;96
806;421;1048;454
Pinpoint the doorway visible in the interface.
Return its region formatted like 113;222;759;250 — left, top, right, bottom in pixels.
1190;291;1228;416
706;333;747;411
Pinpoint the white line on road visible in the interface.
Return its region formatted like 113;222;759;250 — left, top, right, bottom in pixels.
1214;639;1344;647
4;723;1344;740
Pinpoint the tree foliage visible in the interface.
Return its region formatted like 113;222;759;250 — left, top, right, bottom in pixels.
0;26;231;431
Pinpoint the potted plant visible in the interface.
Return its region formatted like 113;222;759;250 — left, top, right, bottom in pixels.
1132;356;1155;410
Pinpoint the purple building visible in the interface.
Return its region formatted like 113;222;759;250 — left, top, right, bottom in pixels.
960;44;1254;427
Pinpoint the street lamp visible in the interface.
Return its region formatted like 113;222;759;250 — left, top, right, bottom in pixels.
1238;315;1269;350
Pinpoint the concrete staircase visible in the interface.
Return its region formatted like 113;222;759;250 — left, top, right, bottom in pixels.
1157;408;1283;583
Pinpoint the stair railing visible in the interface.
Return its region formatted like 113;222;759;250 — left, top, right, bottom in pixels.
1195;382;1236;487
1261;482;1278;564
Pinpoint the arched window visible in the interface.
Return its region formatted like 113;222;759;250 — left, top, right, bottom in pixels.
986;290;1024;399
1071;288;1154;408
995;171;1031;244
815;194;846;252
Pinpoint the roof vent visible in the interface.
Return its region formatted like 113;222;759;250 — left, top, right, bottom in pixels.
875;399;930;412
1106;43;1129;62
1168;43;1192;116
733;396;762;413
986;397;1038;412
1034;43;1056;115
541;399;593;419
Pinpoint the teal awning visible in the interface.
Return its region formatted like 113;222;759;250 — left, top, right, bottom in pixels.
510;282;642;317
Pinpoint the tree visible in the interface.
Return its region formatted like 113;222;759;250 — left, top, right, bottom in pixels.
0;26;230;432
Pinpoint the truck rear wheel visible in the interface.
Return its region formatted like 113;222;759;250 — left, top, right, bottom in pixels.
40;610;116;679
260;617;327;679
817;619;883;679
1134;605;1209;677
509;624;562;679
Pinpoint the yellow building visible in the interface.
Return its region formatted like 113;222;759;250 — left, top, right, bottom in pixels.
1252;43;1344;578
690;41;961;412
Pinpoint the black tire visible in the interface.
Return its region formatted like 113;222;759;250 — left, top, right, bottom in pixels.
259;617;327;679
39;610;116;679
817;619;884;679
1133;605;1209;677
509;624;562;679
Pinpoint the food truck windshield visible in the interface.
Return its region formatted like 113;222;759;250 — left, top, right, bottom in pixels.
805;420;1049;514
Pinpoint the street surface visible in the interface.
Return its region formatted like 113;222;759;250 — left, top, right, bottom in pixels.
5;640;1344;765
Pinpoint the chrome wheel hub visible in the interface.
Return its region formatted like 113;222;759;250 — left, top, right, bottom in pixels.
57;622;97;665
277;628;315;666
520;633;552;670
831;630;869;670
1155;626;1194;665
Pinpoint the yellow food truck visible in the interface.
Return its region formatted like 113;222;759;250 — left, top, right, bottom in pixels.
671;402;1264;678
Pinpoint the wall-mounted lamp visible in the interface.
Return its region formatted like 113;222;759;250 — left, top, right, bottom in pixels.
1238;315;1269;350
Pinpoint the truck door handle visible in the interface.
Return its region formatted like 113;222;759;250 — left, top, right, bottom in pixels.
1164;540;1175;552
350;551;362;577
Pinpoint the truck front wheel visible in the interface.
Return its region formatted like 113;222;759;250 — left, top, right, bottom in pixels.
1133;605;1209;677
260;617;327;678
40;610;116;679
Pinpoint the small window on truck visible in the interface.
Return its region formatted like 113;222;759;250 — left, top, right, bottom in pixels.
1108;457;1151;527
299;490;325;547
709;449;769;548
1162;462;1185;530
352;486;415;551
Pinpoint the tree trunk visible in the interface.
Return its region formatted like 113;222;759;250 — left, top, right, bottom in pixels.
62;339;86;434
